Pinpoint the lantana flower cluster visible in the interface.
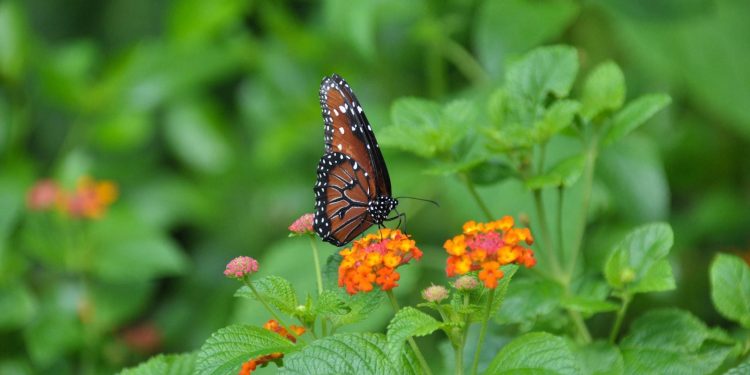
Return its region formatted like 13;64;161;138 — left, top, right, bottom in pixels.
443;217;536;288
239;319;305;375
26;176;118;219
338;228;422;295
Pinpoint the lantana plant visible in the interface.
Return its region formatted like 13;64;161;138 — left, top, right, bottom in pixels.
121;45;750;375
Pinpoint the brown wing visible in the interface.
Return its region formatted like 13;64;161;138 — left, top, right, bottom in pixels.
313;152;377;246
329;74;392;196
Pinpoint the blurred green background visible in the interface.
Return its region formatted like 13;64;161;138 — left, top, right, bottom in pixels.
1;0;749;373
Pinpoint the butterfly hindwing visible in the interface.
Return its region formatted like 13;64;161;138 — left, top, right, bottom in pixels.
313;152;376;246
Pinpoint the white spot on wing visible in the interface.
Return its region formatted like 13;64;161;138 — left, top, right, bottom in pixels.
339;127;344;134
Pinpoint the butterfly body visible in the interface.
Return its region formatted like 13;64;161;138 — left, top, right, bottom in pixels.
313;74;398;246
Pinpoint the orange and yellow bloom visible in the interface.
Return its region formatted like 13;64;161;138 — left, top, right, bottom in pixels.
443;217;536;288
238;319;305;375
338;229;422;295
26;176;118;219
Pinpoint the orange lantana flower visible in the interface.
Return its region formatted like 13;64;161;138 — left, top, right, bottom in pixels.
338;229;422;295
443;216;535;288
238;319;306;375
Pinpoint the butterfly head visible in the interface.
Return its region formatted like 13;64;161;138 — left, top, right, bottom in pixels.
368;196;398;224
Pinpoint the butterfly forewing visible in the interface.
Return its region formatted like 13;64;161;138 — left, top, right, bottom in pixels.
330;74;392;196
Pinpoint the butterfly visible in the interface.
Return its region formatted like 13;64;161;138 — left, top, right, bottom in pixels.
313;74;399;246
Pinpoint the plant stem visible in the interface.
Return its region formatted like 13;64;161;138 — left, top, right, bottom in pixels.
531;189;563;279
307;235;327;336
567;308;592;343
308;235;324;296
386;291;433;375
247;281;306;344
609;293;632;344
470;288;495;375
440;38;491;84
569;139;598;278
461;173;494;221
557;187;566;270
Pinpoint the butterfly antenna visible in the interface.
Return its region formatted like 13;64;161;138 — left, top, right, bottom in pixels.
395;196;440;208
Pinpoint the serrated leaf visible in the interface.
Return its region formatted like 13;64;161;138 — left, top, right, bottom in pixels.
710;253;750;328
526;153;586;189
485;332;579;374
484;125;537;152
329;290;385;328
581;61;626;120
381;98;474;158
496;276;562;325
313;290;347;316
381;98;441;157
573;341;624;375
280;333;418;375
235;275;298;316
604;223;675;294
603;94;671;145
725;357;750;375
196;325;296;375
505;45;579;124
620;309;733;375
118;353;196;375
386;307;441;361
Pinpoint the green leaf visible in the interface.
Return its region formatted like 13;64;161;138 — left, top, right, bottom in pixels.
328;290;386;329
381;98;474;158
505;45;579;124
0;283;35;329
581;61;626;121
386;307;441;361
313;290;347;316
487;264;519;319
196;325;296;375
561;295;619;315
725;357;750;375
710;253;750;328
475;0;580;78
235;275;299;316
496;276;563;325
90;211;188;281
604;223;675;294
485;332;579;374
118;353;197;375
535;99;581;142
573;341;624;375
603;94;671;145
280;333;418;375
526;153;586;189
620;309;734;375
164;100;231;174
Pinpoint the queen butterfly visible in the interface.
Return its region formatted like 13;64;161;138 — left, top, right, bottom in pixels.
313;74;398;246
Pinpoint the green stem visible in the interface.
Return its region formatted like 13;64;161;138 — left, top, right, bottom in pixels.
569;139;599;278
567;308;592;343
247;281;306;344
462;173;493;221
609;293;632;344
308;235;324;296
307;235;327;336
440;38;491;84
386;291;433;375
532;189;563;280
470;288;495;375
557;187;566;270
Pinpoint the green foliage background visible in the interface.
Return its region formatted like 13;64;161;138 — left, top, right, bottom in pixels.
1;0;749;373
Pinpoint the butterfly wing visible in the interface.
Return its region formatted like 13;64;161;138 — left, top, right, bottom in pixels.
313;152;376;246
320;74;391;196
